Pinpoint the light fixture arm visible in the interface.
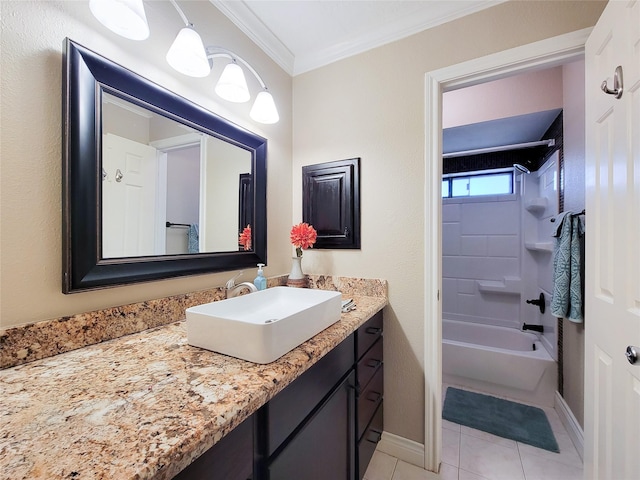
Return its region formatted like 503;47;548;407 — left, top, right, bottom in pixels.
169;0;190;27
206;46;268;90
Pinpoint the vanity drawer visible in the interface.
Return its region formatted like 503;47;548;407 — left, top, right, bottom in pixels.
357;337;383;391
356;311;383;360
263;333;355;456
357;366;383;440
357;403;383;480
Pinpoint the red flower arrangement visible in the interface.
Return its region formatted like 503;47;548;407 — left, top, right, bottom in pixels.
239;225;251;251
290;222;317;257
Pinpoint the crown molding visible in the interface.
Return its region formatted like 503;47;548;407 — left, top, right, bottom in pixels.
212;0;295;75
293;0;507;75
214;0;506;76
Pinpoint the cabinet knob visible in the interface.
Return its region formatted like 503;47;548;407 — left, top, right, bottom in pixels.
366;391;382;403
365;429;382;444
366;359;382;369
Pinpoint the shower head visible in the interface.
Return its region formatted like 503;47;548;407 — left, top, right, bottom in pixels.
513;164;531;174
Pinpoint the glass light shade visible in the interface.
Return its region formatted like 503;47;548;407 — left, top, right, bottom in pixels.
215;62;250;103
250;90;279;124
166;27;210;78
89;0;149;40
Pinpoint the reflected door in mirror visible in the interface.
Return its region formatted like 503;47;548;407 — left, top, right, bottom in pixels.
101;92;251;258
102;133;159;257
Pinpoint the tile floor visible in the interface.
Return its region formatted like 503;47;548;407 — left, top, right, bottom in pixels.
363;385;583;480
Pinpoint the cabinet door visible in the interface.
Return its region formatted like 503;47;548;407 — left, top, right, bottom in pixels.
302;158;360;249
173;414;253;480
268;372;356;480
262;335;354;456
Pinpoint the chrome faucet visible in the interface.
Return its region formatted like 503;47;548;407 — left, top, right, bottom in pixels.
225;272;258;298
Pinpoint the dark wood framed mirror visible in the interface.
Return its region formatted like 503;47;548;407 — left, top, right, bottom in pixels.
62;39;267;293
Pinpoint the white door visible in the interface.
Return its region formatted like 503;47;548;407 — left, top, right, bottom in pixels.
102;133;158;258
584;1;640;479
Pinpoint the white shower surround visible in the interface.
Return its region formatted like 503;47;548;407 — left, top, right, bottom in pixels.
442;318;557;407
442;194;522;331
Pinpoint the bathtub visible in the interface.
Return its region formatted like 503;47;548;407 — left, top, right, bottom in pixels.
442;319;557;406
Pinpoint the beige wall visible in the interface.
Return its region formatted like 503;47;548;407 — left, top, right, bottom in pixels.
562;59;587;428
293;1;605;444
203;138;251;251
0;1;292;328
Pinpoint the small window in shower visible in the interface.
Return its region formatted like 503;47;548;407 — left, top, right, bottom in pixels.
442;168;513;198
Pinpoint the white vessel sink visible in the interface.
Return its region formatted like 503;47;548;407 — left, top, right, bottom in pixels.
186;287;343;364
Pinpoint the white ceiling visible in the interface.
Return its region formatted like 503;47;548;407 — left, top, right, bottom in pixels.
213;0;505;76
213;0;558;155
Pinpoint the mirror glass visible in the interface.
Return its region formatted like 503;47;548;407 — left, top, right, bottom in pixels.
62;39;267;293
101;92;252;257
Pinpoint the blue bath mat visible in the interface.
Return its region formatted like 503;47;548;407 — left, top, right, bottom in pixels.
443;387;559;453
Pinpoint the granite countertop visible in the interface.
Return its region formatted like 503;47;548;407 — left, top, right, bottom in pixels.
0;294;386;480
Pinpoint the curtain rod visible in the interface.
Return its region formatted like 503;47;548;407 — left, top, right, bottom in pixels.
443;139;555;159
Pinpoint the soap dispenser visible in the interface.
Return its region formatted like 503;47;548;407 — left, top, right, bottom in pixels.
253;263;267;291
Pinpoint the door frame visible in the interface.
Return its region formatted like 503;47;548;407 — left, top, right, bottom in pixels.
149;133;205;251
423;28;592;472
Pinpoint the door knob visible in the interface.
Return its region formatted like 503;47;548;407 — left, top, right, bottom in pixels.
626;346;638;365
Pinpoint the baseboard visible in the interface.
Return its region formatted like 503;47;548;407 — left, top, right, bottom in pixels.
376;431;425;468
554;391;584;460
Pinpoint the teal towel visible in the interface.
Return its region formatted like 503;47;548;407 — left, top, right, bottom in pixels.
188;224;199;254
551;212;584;322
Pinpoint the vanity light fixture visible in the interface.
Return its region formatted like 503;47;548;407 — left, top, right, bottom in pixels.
165;0;210;77
89;0;149;40
250;90;279;125
165;25;209;77
89;0;279;124
214;59;251;103
208;47;279;124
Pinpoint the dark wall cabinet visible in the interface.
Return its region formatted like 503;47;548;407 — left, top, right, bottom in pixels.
174;311;383;480
302;158;361;250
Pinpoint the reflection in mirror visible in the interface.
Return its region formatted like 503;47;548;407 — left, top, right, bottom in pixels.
62;39;267;293
101;93;252;258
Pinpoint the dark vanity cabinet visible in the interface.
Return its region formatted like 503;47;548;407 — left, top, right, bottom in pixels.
266;371;356;479
258;332;356;480
174;311;383;480
173;413;254;480
355;312;384;480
